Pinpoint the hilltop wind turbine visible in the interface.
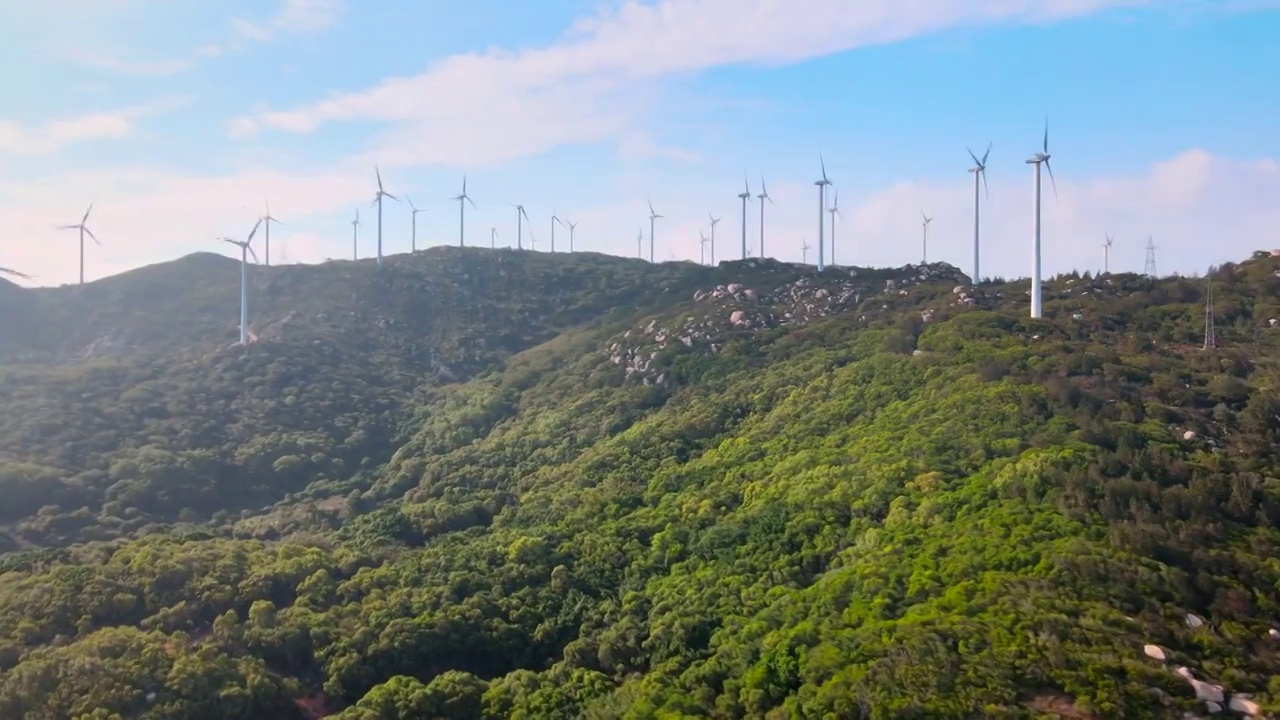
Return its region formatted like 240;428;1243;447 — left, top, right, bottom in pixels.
550;212;565;252
921;212;933;264
566;221;578;252
261;201;282;267
220;217;262;346
967;144;991;283
756;175;772;259
815;156;832;271
828;191;841;265
737;176;751;260
58;203;98;286
800;237;810;265
491;227;499;249
1103;233;1114;274
453;175;475;247
636;228;643;258
708;213;720;266
407;196;424;252
371;167;398;268
1026;119;1057;319
350;210;360;260
513;204;530;250
648;201;662;263
699;229;710;265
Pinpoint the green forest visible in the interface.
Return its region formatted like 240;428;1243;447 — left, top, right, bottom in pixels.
0;247;1278;719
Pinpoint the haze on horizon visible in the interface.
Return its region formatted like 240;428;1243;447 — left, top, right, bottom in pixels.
1;0;1277;287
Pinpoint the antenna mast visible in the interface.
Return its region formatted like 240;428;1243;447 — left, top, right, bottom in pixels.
1203;281;1217;351
1144;236;1158;279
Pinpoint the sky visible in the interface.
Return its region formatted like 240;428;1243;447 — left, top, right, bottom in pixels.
1;0;1279;286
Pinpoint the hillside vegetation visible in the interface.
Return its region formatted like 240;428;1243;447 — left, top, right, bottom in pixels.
0;248;1279;719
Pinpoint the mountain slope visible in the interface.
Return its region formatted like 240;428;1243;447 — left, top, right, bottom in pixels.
0;250;1278;718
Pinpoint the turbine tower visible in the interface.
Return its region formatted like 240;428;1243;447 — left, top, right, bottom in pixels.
220;217;262;346
350;210;360;261
372;167;398;268
967;144;991;283
648;201;662;263
1103;233;1113;274
567;221;578;252
828;191;841;266
491;227;499;249
756;175;772;259
737;176;751;260
699;229;709;265
453;175;475;247
1025;120;1057;319
262;201;282;267
513;204;530;250
550;212;565;252
407;196;423;252
815;156;832;272
801;237;810;265
57;203;98;286
921;212;933;264
708;213;720;266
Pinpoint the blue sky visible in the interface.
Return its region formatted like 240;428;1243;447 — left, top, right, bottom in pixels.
1;0;1278;285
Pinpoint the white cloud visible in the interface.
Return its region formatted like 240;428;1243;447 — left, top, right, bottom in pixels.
232;0;345;42
229;0;1164;167
0;97;189;156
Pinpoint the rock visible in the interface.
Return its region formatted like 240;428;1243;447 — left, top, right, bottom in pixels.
1228;696;1260;715
1206;701;1222;714
743;288;757;300
1143;644;1168;661
1269;628;1279;639
730;311;746;325
1184;430;1198;440
953;285;965;294
1176;668;1224;704
727;283;743;294
1186;613;1205;628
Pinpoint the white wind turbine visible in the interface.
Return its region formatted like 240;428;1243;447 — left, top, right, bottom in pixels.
966;144;991;283
550;212;565;252
636;228;644;259
350;210;360;260
262;201;282;267
453;175;475;247
407;196;424;252
1103;233;1113;274
737;176;751;260
921;212;934;264
58;203;98;286
699;229;710;265
800;237;810;265
815;156;832;271
220;217;262;346
708;213;720;266
756;175;772;259
371;167;398;268
491;227;499;249
513;204;530;249
1026;120;1057;319
828;191;841;266
648;201;662;263
566;221;578;252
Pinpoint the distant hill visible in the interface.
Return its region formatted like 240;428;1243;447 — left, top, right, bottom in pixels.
0;248;1279;719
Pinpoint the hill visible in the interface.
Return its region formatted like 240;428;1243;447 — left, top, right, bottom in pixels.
0;248;1279;719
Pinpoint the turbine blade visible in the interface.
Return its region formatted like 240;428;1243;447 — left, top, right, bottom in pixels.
462;174;467;194
386;192;399;202
376;166;384;192
820;154;827;182
981;168;990;199
82;203;93;225
467;196;476;209
982;142;992;165
0;267;31;279
1043;118;1049;154
57;224;79;230
1045;159;1059;202
247;244;260;264
85;227;99;244
967;146;981;166
246;216;263;244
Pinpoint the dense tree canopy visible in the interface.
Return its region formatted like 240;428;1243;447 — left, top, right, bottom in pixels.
1;248;1279;718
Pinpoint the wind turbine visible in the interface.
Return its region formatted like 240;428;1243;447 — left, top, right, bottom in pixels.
371;167;398;268
815;156;832;271
491;227;499;249
827;191;841;266
637;228;644;259
453;175;475;247
407;195;424;252
550;212;565;252
566;221;578;252
648;201;662;263
801;237;810;265
699;229;710;265
756;175;772;259
262;201;282;267
921;212;934;264
737;176;751;260
58;203;98;286
1026;119;1057;319
350;210;360;261
967;143;991;283
220;217;262;346
513;204;530;250
1103;233;1114;274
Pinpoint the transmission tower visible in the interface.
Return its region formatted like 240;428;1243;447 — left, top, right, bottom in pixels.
1143;236;1158;279
1203;281;1217;350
